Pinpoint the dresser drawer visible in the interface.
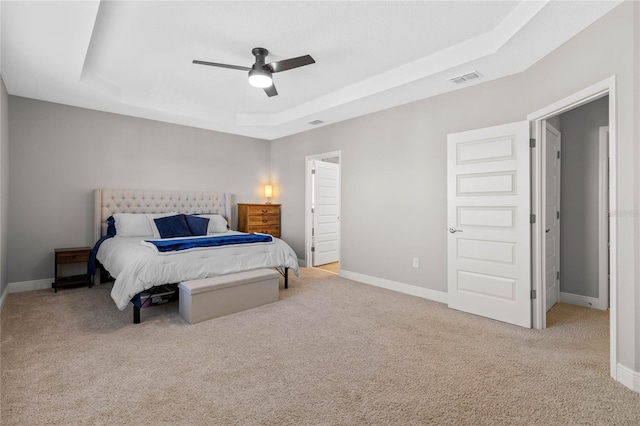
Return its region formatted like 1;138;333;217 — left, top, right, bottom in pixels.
251;226;280;238
246;205;280;216
246;215;279;226
57;251;90;264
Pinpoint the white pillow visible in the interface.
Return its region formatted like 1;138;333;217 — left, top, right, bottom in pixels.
197;214;228;234
147;212;179;238
113;213;154;237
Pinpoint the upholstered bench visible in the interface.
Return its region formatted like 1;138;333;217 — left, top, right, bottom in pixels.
178;269;280;324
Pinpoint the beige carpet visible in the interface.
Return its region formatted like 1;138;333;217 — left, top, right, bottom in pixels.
2;268;639;425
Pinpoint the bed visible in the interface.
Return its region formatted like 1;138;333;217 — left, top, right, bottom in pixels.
92;189;299;323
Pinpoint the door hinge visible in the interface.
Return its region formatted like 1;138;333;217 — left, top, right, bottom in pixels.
311;207;315;214
557;271;560;280
557;151;561;159
557;211;560;220
530;214;536;224
312;228;314;237
531;289;537;300
311;169;316;175
530;138;536;148
311;246;315;252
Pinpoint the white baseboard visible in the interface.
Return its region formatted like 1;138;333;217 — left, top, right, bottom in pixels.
340;269;448;305
559;292;607;310
617;363;640;393
298;258;307;268
9;278;53;293
0;284;9;311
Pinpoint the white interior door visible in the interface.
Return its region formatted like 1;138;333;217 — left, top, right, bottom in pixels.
447;121;531;328
544;123;561;311
312;160;340;266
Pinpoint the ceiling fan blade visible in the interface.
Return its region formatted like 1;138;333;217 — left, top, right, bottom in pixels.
192;60;251;72
266;55;315;73
263;83;278;97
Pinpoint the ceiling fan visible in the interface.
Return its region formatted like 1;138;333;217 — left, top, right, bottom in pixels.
193;47;315;97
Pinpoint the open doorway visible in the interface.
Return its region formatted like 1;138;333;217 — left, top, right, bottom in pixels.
305;151;341;273
543;96;609;314
529;77;617;379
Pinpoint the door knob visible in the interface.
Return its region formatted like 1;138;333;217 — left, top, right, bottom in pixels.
449;227;463;233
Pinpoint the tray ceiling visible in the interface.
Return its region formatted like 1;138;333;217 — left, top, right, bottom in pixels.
1;1;621;140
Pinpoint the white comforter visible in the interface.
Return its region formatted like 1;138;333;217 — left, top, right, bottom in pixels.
97;231;299;310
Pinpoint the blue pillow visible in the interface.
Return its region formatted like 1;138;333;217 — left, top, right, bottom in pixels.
185;215;210;236
107;216;116;236
153;214;192;239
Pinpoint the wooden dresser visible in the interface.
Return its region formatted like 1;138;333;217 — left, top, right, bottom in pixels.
237;204;281;238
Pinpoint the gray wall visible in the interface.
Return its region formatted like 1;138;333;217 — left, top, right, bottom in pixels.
271;2;639;369
8;97;270;283
559;96;609;298
0;76;8;298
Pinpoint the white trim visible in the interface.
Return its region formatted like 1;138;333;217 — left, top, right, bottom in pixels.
298;258;306;268
9;278;52;293
527;76;617;381
527;78;612;121
559;292;607;310
598;126;609;311
0;285;9;310
304;151;341;268
617;364;640;393
607;80;617;382
340;269;448;305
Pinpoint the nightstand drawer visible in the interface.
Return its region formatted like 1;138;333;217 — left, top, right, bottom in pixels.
57;251;90;264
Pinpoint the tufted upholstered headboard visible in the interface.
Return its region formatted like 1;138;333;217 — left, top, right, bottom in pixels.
94;189;231;242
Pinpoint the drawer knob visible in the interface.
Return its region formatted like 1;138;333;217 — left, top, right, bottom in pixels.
262;209;268;213
262;219;268;223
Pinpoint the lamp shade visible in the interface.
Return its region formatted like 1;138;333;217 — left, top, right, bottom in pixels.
264;185;273;198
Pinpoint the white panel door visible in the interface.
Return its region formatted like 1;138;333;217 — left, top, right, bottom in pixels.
447;121;531;328
544;123;561;311
312;160;340;266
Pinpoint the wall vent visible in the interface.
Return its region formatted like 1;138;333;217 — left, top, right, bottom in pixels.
448;71;482;84
309;120;324;125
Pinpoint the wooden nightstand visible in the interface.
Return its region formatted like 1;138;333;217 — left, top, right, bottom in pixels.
237;204;281;238
52;247;93;293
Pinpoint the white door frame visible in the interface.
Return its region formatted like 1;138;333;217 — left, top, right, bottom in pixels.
598;126;609;311
305;151;342;268
528;76;617;379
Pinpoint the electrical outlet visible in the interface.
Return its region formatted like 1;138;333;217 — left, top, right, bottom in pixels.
412;257;419;268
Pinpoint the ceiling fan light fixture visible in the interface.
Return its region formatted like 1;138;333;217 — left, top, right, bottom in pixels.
248;68;273;88
194;47;314;96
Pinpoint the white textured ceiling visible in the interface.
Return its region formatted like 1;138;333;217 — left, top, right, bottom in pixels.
1;1;621;140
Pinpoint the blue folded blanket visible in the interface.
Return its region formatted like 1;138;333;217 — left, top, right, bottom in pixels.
144;233;273;253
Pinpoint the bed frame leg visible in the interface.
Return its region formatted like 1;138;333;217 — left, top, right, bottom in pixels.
285;267;289;289
133;305;141;324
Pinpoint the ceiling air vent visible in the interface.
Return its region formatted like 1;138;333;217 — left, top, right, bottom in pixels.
448;71;482;84
309;120;324;125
